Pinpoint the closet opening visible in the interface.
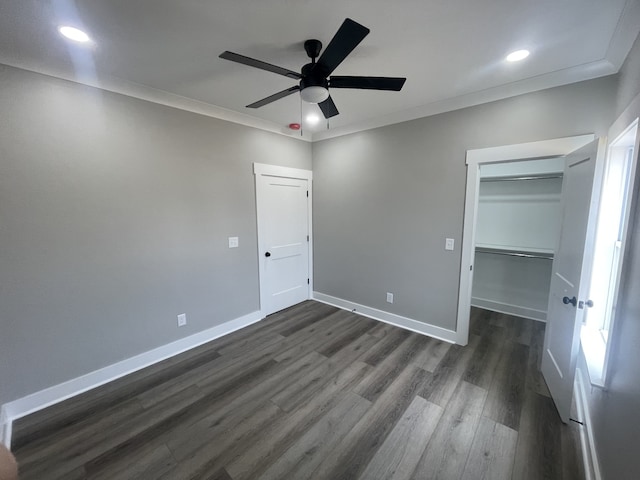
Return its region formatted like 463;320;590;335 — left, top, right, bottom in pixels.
471;158;564;322
455;134;595;346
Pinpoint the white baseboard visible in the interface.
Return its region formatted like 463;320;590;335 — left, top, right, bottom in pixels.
313;292;457;344
575;367;602;480
471;297;547;322
1;309;264;447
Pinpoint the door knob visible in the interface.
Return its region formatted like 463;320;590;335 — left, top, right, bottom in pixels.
563;296;577;307
579;299;594;309
265;252;271;257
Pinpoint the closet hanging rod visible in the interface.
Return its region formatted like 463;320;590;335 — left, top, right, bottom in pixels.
480;173;563;182
475;247;554;260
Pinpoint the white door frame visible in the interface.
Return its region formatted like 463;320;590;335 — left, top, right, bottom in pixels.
455;134;595;345
254;163;313;315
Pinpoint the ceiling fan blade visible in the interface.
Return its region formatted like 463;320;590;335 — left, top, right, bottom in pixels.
246;85;301;108
330;76;406;91
318;96;339;118
220;51;302;79
313;18;370;79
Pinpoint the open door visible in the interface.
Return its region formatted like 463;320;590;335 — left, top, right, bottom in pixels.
541;138;603;423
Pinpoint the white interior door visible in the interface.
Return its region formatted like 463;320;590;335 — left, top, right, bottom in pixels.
255;164;311;316
541;139;602;423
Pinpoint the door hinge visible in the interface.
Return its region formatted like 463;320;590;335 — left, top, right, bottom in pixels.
307;235;309;242
307;278;310;285
306;190;309;197
470;265;473;271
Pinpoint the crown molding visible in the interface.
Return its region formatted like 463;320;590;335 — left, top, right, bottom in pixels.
311;58;618;142
0;61;313;142
0;48;629;145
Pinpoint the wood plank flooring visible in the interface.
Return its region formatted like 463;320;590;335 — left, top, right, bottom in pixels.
12;302;585;479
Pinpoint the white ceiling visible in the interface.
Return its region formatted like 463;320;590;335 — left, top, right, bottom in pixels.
1;0;639;141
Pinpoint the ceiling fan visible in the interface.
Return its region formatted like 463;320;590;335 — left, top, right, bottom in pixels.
219;18;406;119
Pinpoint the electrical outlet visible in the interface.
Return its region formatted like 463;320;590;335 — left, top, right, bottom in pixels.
177;313;187;327
386;292;394;303
228;236;239;248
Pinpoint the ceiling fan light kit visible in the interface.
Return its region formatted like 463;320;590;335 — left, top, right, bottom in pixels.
299;86;329;104
219;18;406;120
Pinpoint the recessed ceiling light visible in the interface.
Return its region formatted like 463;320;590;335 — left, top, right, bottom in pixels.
58;26;91;43
506;49;530;62
306;114;320;125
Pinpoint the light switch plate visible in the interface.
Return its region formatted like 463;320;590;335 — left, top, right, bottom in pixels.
228;236;239;248
177;313;187;327
445;238;455;251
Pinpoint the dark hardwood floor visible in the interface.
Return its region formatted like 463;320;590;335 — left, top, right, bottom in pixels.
12;301;584;479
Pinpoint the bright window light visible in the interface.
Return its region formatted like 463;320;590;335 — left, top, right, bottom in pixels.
581;120;638;387
506;49;530;62
58;26;91;43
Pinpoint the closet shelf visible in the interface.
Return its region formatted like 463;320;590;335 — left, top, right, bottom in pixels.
480;173;563;182
475;244;554;260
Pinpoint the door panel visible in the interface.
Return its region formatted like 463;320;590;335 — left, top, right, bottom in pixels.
542;139;602;423
256;174;310;315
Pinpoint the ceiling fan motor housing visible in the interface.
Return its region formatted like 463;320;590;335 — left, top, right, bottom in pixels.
300;63;328;89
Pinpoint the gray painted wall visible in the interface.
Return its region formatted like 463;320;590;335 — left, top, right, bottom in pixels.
0;64;311;405
580;32;640;479
312;77;616;330
615;32;640;117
